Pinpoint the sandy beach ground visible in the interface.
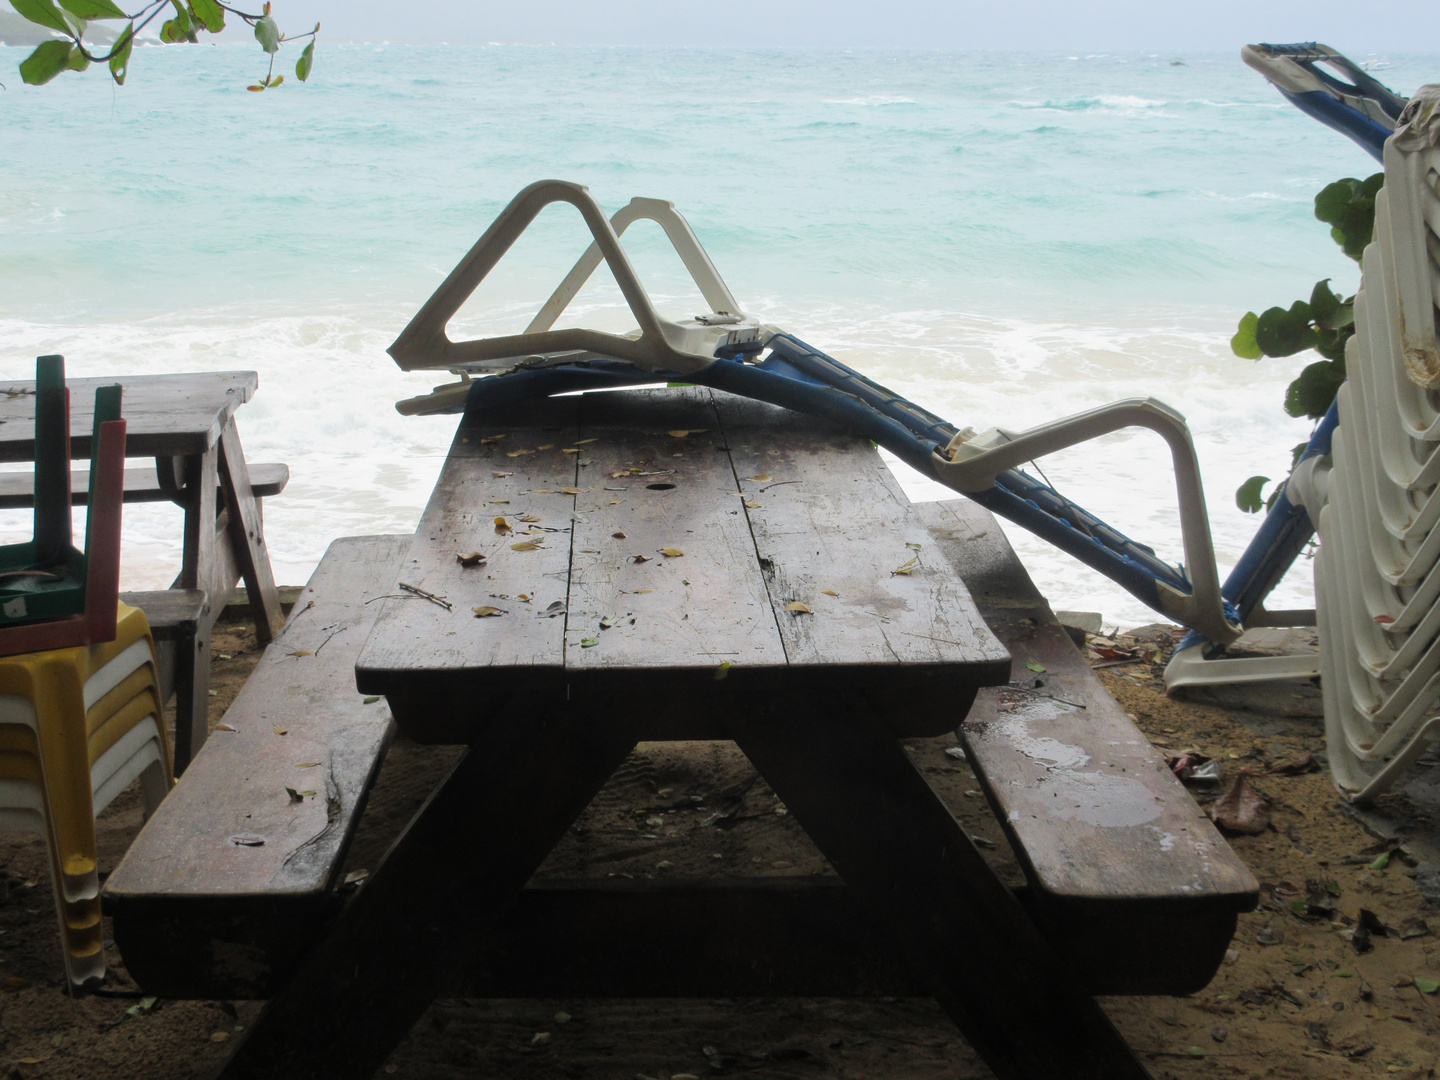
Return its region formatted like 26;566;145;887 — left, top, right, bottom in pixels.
0;614;1435;1079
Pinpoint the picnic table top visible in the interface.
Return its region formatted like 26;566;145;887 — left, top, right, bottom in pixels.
356;387;1011;741
0;369;258;460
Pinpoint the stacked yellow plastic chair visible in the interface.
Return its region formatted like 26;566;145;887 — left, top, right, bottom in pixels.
1318;87;1440;801
0;604;172;990
0;356;173;991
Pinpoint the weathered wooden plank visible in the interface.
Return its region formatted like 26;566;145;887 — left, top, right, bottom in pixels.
0;462;289;508
0;371;257;461
118;590;207;640
218;420;285;643
717;393;1009;694
916;498;1257;990
355;401;581;740
105;534;411;997
564;387;787;682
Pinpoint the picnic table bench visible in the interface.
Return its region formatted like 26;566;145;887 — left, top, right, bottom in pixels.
0;369;288;771
105;387;1256;1080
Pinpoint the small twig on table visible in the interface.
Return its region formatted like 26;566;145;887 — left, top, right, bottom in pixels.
760;480;803;492
397;582;453;611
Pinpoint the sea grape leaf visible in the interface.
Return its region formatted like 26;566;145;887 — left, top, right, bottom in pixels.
65;42;87;69
1255;302;1315;357
1230;311;1263;360
19;40;73;85
1235;475;1270;514
1285;359;1346;419
11;0;72;34
57;0;126;17
1309;279;1342;326
253;13;281;52
188;0;225;32
108;22;133;83
296;38;314;81
1313;324;1352;362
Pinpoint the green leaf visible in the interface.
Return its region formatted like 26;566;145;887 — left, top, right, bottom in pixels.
1285;360;1346;419
108;22;132;84
1255;301;1315;357
1289;441;1310;468
187;0;225;33
1231;311;1263;360
65;43;88;70
1314;174;1382;262
1024;660;1046;673
57;0;126;17
1416;976;1440;995
295;38;314;81
19;39;73;84
362;695;380;704
10;0;72;34
580;636;599;648
254;13;281;53
1235;475;1270;514
1369;850;1391;871
1309;279;1341;327
1314;177;1361;227
1313;324;1353;362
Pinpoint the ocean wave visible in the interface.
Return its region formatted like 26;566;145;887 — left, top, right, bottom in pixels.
1009;94;1167;111
822;95;919;107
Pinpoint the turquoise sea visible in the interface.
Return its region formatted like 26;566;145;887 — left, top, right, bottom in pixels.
3;44;1436;627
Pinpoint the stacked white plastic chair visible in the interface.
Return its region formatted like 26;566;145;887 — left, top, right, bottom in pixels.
1317;87;1440;801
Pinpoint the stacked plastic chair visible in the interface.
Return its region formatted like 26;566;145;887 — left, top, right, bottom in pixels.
0;356;173;990
1315;87;1440;801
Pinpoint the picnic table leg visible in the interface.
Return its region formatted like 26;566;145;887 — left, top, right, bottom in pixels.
730;692;1154;1080
213;708;638;1080
170;447;219;774
217;418;285;643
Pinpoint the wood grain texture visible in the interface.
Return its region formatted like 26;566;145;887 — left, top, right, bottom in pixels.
564;387;786;681
360;388;1007;741
0;371;257;460
917;498;1257;991
218;420;285;643
117;590;207;639
0;462;288;509
717;393;1008;685
105;534;410;997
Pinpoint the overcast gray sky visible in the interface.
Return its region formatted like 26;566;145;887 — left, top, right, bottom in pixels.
260;0;1438;52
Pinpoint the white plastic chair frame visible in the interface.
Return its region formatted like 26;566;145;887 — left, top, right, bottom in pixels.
932;397;1241;645
389;179;757;386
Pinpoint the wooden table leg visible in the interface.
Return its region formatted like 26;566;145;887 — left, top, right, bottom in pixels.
217;418;284;643
169;447;218;774
214;709;638;1080
730;692;1154;1080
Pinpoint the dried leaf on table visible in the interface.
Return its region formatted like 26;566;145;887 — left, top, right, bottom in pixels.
785;602;812;614
519;515;542;523
490;470;512;478
493;518;511;535
505;448;533;457
906;541;923;550
659;547;684;558
599;615;617;629
511;541;542;552
230;834;266;847
714;661;731;681
630;554;651;564
892;556;919;576
744;501;762;509
215;723;236;732
560;486;589;495
1211;775;1271;834
456;551;487;567
362;696;381;704
273;726;288;736
544;601;566;617
630;588;654;594
295;762;320;769
472;606;507;617
580;637;599;648
286;787;304;803
744;473;771;482
289;649;313;657
1024;660;1046;673
612;531;627;539
1266;753;1321;775
821;589;839;597
479;435;506;444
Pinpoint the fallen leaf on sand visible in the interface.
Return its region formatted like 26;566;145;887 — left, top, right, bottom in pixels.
1211;775;1271;834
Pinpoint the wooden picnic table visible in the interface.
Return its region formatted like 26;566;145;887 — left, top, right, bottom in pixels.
0;369;285;769
197;385;1166;1080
